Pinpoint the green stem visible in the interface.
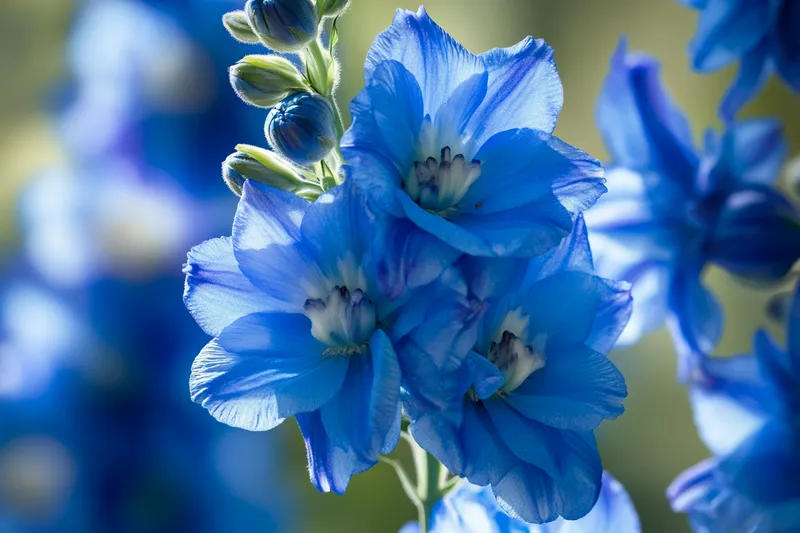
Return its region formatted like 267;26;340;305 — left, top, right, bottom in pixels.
400;432;447;533
306;37;346;177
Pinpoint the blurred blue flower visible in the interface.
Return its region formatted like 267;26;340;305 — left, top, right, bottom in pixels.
186;180;463;494
401;472;640;533
587;39;800;378
341;7;605;273
404;217;632;523
678;0;800;121
669;282;800;531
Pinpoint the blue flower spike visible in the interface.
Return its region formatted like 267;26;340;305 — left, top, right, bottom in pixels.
265;92;338;166
403;217;633;523
678;0;800;121
245;0;318;52
342;7;606;276
401;472;640;533
669;281;800;531
587;38;800;378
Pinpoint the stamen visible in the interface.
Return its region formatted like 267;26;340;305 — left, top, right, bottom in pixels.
303;285;377;351
404;145;482;214
487;331;546;393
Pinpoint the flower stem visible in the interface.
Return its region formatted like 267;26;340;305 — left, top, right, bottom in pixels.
306;37;346;181
400;431;448;533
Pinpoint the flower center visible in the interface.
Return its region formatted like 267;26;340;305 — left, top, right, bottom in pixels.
404;146;481;214
303;285;376;355
488;330;546;393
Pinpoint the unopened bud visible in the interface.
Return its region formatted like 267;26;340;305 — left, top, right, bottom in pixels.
223;145;312;196
230;55;307;108
245;0;318;52
222;11;260;44
265;92;336;165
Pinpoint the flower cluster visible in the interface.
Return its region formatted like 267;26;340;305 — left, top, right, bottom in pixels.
185;1;636;528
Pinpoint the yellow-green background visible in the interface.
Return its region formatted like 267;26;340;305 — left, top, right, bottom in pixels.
1;1;798;532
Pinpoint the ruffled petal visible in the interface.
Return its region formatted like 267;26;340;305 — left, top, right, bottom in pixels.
596;39;697;186
506;345;627;432
232;181;325;306
183;237;290;336
364;7;484;117
468;36;563;144
189;312;348;431
460;128;604;217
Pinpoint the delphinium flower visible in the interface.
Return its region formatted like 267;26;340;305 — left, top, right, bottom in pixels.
341;7;606;294
185;180;472;493
586;39;800;378
668;282;800;531
677;0;800;121
401;217;632;523
400;472;640;533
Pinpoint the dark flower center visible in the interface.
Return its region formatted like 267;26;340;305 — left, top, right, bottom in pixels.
404;146;481;214
304;285;376;355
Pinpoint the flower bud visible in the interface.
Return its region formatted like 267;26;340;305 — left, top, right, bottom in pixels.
245;0;318;52
265;92;336;165
229;55;307;108
316;0;350;18
223;145;310;195
222;10;260;44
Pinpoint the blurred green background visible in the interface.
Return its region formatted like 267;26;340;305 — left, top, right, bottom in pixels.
1;1;798;532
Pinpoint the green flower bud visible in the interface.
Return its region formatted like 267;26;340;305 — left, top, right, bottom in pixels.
316;0;350;17
229;55;308;108
222;11;260;44
222;145;314;196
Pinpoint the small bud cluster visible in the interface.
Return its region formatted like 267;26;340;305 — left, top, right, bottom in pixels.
221;0;350;199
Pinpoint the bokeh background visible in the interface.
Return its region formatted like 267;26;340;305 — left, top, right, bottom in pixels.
1;0;798;532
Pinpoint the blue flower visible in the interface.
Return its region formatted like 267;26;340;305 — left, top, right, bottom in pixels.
265;92;337;165
678;0;800;121
586;39;800;378
403;217;632;523
401;472;640;533
185;180;459;494
341;7;605;273
669;282;800;531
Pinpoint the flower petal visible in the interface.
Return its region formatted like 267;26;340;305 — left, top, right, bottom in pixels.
774;0;800;91
719;40;771;123
364;7;484;117
459;402;517;486
708;119;787;189
468;36;563;144
296;411;356;494
506;345;627;432
183;237;290;336
189;312;347;431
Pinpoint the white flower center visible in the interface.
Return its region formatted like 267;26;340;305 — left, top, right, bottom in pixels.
488;331;547;393
303;285;376;355
404;146;482;214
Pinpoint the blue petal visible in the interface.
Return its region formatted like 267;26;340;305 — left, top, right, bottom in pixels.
453;196;574;257
372;216;461;301
398;523;420;533
296;411;355;494
525;215;594;283
576;472;641;533
689;354;773;456
300;180;374;283
719;40;771;123
459;402;517;486
232;181;326;307
408;413;466;478
457;256;527;304
506;345;627;432
464;351;504;400
667;264;723;380
705;187;800;282
754;329;799;416
787;282;800;367
774;0;800;91
189;312;348;431
320;329;401;467
596;39;697;185
707;119;787;190
340;149;404;217
433;72;488;147
468;36;563;145
183;237;290;336
343;60;424;179
492;430;602;522
364;7;484;118
461;129;604;216
688;0;770;72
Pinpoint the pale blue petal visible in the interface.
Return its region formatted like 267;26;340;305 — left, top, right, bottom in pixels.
296;411;356;494
469;37;563;144
506;346;627;432
364;7;484;117
711;119;787;188
689;0;770;72
189;313;348;431
183;237;290;336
